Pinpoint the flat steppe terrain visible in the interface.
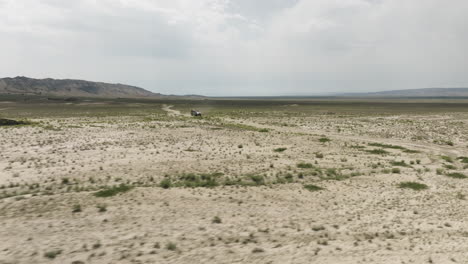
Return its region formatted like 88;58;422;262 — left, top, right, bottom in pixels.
1;96;468;264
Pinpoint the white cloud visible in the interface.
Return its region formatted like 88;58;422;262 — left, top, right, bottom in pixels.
0;0;467;95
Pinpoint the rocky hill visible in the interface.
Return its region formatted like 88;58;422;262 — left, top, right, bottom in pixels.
0;76;158;98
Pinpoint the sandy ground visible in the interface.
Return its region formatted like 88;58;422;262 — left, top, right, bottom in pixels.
1;104;468;264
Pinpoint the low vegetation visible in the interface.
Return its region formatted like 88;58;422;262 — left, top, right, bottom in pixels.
443;164;457;170
368;142;419;153
158;173;270;188
390;161;411;167
44;249;62;259
441;156;454;163
368;142;405;150
94;184;133;197
445;172;467;179
3;96;468;263
159;179;172;189
72;204;82;213
97;204;107;212
0;118;34;127
304;184;324;192
273;147;287;152
219;122;269;132
319;137;331;143
364;149;389;155
166;242;177;251
174;173;222;188
398;181;428;190
297;162;314;169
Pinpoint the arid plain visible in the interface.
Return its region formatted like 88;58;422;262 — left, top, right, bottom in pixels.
1;96;468;264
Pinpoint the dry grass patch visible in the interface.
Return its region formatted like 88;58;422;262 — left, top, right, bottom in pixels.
398;181;428;190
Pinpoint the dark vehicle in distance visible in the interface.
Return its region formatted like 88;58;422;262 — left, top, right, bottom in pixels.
191;110;202;117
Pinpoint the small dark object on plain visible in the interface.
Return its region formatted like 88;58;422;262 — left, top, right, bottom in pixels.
0;119;30;126
190;110;202;117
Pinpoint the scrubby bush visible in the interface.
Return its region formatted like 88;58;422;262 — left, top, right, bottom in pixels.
72;204;82;213
159;179;172;189
212;216;222;224
446;173;467;179
303;184;324;192
94;184;133;197
398;181;428;190
274;148;287;152
166;242;177;251
365;149;389;155
44;249;62;259
297;162;314;169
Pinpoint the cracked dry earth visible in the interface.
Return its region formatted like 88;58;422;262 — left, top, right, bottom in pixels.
1;102;468;264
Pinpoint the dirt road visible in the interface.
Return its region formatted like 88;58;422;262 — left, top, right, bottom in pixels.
162;104;188;117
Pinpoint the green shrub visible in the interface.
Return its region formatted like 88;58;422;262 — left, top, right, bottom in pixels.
326;168;339;177
284;173;294;182
311;225;326;231
159;173;225;188
212;216;222;224
97;204;107;212
249;175;265;185
390;161;410;167
44;249;62;259
0;118;34;127
367;143;420;153
252;248;265;253
446;173;467;179
177;173;223;188
368;143;404;150
304;184;324;192
443;164;457;170
72;204;82;213
297;162;314;169
166;242;177;251
398;181;428;190
92;242;102;249
274;148;287;152
94;184;133;197
365;149;389;155
319;137;331;143
159;179;172;189
457;157;468;163
392;168;401;174
441;156;454;163
403;149;420;153
403;149;421;153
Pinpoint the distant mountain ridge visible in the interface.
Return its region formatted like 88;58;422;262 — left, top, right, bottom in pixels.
339;88;468;97
0;76;158;98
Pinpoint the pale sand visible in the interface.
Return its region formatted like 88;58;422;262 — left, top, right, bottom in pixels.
0;108;467;264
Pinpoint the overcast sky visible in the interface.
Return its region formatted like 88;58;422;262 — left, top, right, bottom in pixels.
1;0;467;96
